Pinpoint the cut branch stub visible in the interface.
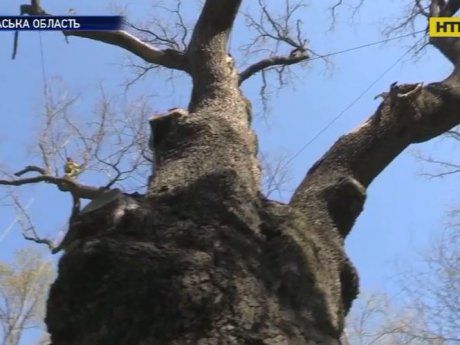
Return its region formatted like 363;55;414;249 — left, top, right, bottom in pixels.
150;108;189;148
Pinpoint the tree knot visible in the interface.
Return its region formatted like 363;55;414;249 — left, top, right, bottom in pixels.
322;176;366;238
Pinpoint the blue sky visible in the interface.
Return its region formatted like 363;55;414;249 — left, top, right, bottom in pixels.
0;1;458;344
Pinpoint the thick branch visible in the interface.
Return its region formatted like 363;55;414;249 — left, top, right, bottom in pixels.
1;165;105;199
18;3;187;71
185;0;250;118
239;52;309;84
290;77;460;238
188;0;242;52
23;233;55;251
63;31;187;71
187;0;242;95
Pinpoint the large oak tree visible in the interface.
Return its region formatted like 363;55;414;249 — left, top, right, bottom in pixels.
3;0;460;344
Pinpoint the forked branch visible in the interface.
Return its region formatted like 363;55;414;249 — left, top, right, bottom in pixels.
240;0;310;89
0;165;105;200
189;0;242;52
2;165;118;253
11;193;56;251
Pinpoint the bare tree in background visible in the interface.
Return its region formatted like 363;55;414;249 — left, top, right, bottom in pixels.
0;249;53;345
259;151;293;198
1;0;460;344
415;124;460;178
345;221;459;345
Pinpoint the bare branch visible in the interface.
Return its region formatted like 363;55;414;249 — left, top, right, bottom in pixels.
17;2;188;72
126;1;190;52
239;0;309;101
330;0;345;23
239;52;309;84
347;221;460;344
446;129;460;140
29;80;152;192
260;151;293;198
242;0;308;54
328;0;366;29
381;0;460;64
11;194;55;252
14;166;48;177
415;147;460;178
415;0;430;17
0;165;105;200
65;31;188;71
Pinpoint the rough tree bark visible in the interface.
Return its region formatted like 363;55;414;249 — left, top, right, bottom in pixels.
13;0;460;344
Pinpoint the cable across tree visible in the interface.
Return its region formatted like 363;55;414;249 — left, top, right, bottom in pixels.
2;0;460;344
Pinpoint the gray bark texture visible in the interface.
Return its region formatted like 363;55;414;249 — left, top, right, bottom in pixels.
21;0;460;344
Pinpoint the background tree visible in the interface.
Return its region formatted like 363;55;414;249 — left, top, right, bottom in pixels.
345;219;459;345
0;249;53;345
2;0;460;344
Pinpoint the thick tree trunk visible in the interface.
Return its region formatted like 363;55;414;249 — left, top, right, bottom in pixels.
46;181;353;345
28;0;460;344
